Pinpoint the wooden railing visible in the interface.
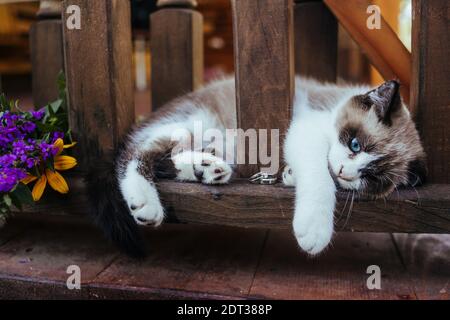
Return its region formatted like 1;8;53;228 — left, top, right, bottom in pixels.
27;0;450;233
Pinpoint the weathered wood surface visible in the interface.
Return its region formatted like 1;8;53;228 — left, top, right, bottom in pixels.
95;225;266;297
157;0;197;7
30;19;64;108
294;1;337;81
411;0;450;184
324;0;411;106
232;0;295;177
1;221;448;300
250;232;416;299
62;0;134;169
150;3;203;110
15;177;450;234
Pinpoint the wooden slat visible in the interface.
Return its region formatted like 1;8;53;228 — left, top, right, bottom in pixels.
30;19;64;108
94;225;266;298
294;1;337;81
250;232;415;299
392;233;450;300
14;178;450;234
150;1;204;110
324;0;412;107
411;0;450;184
232;0;295;177
62;0;134;168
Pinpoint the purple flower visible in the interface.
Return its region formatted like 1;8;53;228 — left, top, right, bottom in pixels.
0;154;17;167
21;121;37;133
0;167;26;193
39;141;58;160
31;110;44;120
51;132;64;143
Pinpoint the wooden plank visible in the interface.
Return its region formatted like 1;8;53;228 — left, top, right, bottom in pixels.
30;19;64;108
62;0;134;168
0;275;88;300
324;0;411;106
94;224;266;297
0;219;118;285
150;1;203;110
392;234;450;300
250;232;416;299
232;0;295;177
411;0;450;184
13;177;450;233
294;1;337;81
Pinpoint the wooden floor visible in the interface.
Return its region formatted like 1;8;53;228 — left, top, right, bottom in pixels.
0;217;448;300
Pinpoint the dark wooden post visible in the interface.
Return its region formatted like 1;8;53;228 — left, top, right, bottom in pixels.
150;0;203;111
411;0;450;183
62;0;134;169
30;0;64;108
294;0;337;81
232;0;295;177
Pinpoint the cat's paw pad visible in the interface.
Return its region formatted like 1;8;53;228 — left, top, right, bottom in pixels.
282;166;295;186
195;154;232;184
293;213;333;255
129;200;164;227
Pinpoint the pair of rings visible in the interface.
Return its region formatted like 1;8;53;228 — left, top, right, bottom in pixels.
249;172;278;185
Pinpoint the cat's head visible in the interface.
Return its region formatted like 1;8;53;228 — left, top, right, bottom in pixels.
328;80;426;198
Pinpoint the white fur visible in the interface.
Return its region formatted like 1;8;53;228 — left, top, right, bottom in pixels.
284;78;375;255
282;166;295;186
284;111;336;255
328;142;379;190
120;160;164;226
172;150;233;184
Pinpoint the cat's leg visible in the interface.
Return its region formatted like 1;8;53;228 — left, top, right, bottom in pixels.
172;150;233;184
285;120;336;255
119;159;165;226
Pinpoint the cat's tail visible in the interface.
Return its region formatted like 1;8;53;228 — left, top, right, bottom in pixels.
85;159;146;259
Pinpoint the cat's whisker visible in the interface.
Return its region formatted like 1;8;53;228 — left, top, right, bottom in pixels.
387;172;420;205
341;191;355;231
337;190;351;223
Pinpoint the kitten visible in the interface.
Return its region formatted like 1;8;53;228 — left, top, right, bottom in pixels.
86;77;426;257
283;78;426;254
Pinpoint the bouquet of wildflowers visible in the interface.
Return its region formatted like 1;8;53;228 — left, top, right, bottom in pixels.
0;73;77;220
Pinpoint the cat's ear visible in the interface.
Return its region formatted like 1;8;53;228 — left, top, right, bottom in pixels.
361;80;401;125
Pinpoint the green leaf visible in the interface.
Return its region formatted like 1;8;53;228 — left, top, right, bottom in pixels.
3;194;12;207
50;99;63;113
9;193;23;211
0;94;10;111
11;183;34;206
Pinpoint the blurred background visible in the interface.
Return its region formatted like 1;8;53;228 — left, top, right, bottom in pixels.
0;0;412;117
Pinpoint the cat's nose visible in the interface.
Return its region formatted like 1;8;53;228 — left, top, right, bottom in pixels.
338;166;355;182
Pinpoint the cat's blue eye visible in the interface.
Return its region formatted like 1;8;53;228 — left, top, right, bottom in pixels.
349;138;361;153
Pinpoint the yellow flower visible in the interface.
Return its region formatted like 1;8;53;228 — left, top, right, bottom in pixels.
21;138;77;201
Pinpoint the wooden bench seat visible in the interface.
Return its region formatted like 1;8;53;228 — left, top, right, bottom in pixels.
16;177;450;234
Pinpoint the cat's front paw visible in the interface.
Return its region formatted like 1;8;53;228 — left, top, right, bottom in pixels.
293;208;333;255
130;201;164;227
195;154;233;184
121;166;165;227
282;166;295;187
